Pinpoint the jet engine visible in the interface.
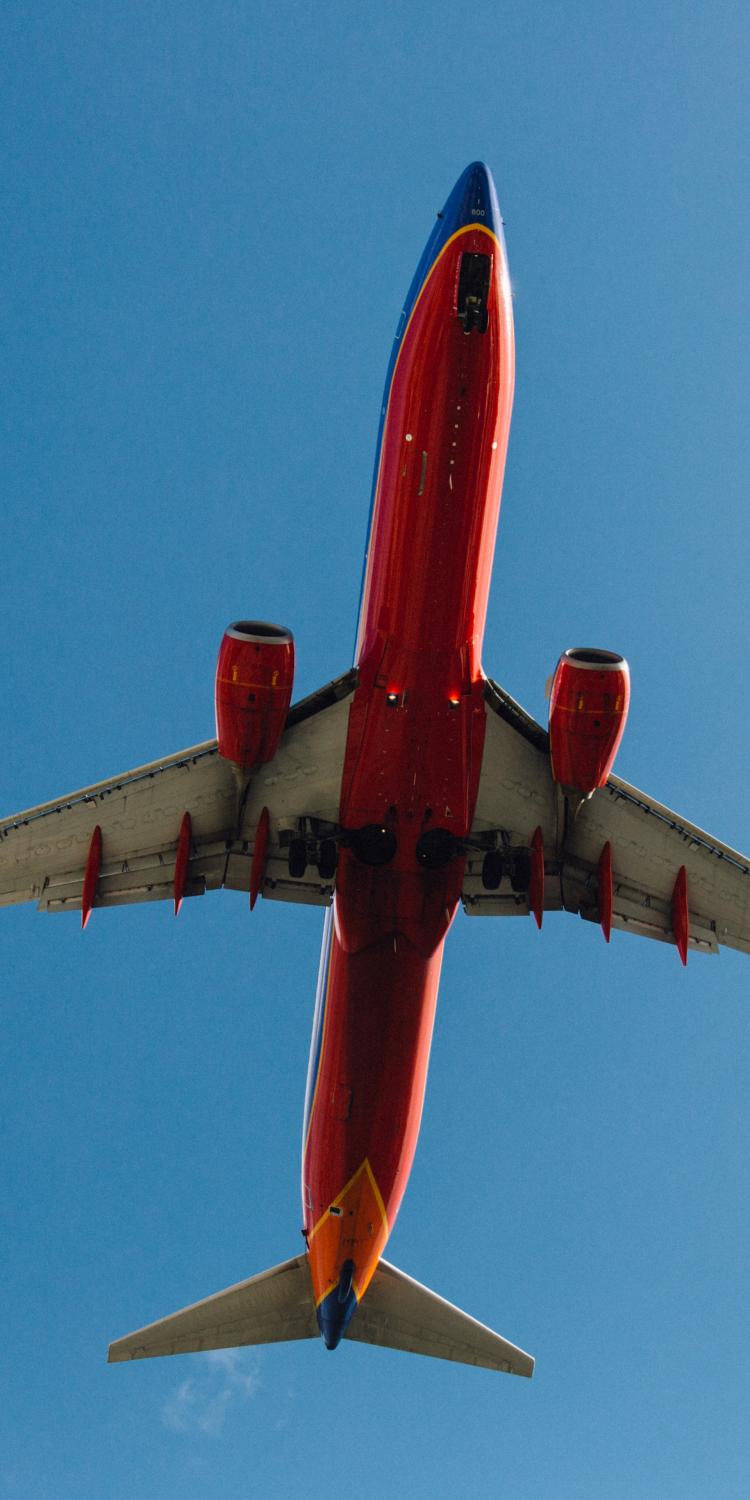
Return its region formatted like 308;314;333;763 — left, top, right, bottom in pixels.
215;621;294;770
548;648;630;796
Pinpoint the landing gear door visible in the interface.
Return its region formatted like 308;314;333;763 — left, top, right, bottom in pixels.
455;252;492;333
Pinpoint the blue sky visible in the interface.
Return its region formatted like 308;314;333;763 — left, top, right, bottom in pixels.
3;2;750;1495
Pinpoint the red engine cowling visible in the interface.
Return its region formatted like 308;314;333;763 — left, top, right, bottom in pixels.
215;621;294;770
549;648;630;796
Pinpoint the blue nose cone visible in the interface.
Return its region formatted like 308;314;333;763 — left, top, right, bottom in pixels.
440;161;503;238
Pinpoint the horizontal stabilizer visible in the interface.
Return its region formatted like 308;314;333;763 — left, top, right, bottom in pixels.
108;1252;533;1376
346;1258;534;1376
108;1255;317;1362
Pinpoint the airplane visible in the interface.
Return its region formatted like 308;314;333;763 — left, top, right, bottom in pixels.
2;163;749;1378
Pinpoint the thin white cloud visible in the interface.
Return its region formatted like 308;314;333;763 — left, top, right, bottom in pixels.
161;1350;261;1436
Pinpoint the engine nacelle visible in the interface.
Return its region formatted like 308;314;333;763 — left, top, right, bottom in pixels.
548;648;630;796
215;621;294;770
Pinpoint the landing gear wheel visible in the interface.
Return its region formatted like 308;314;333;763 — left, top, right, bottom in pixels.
481;849;504;891
288;837;307;879
510;848;531;894
317;839;338;881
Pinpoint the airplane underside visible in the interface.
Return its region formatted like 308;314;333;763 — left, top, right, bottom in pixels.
109;160;530;1373
4;162;748;1380
301;162;515;1347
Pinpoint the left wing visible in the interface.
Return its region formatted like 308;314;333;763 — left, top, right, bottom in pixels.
464;679;750;959
0;670;356;917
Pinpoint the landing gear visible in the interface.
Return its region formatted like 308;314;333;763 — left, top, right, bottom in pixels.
509;848;531;894
288;837;308;880
285;827;339;882
481;849;504;890
317;838;338;881
463;303;489;335
457;252;491;334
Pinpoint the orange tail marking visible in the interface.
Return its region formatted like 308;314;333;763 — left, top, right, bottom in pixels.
307;1158;389;1306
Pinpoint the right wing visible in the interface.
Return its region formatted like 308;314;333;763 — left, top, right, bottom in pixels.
463;678;750;959
0;670;356;916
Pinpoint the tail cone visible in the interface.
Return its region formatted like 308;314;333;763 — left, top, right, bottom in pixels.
317;1260;358;1350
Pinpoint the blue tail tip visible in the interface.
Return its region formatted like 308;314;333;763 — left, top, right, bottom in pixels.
317;1260;358;1350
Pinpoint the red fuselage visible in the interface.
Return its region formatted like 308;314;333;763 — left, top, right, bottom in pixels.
301;165;515;1342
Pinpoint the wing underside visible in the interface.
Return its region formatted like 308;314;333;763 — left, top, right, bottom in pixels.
464;679;750;958
3;667;749;959
0;671;356;916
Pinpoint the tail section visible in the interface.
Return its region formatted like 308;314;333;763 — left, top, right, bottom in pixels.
108;1253;533;1377
347;1258;534;1376
316;1258;358;1350
107;1255;317;1362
